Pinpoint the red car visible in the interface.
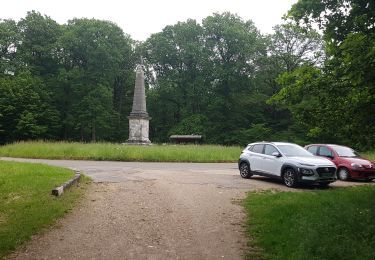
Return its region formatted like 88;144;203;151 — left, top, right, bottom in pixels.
305;144;375;181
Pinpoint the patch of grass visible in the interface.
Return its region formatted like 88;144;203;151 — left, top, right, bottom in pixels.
243;186;375;260
0;160;90;258
362;151;375;161
0;141;241;162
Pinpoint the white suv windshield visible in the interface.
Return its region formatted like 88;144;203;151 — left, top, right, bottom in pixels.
277;144;313;157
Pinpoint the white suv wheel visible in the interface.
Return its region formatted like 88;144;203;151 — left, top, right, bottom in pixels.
283;169;298;188
239;162;252;179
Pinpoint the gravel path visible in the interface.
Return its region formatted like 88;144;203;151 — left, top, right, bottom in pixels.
2;158;373;260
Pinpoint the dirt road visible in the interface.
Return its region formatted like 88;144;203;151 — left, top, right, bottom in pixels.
2;158;372;259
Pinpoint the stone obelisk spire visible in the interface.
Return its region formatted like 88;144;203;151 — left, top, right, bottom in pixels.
127;61;151;144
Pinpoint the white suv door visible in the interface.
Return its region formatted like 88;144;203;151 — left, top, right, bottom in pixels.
248;144;264;172
261;144;284;176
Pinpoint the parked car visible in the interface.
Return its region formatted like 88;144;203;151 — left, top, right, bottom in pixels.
305;144;375;181
238;142;337;188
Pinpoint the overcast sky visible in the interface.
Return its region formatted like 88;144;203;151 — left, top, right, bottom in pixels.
2;0;298;41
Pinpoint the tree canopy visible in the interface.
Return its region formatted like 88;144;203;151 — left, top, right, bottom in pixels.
270;0;375;149
0;5;373;149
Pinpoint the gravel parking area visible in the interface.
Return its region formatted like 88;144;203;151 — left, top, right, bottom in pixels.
2;158;373;259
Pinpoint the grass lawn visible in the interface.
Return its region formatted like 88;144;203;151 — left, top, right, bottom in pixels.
0;160;90;258
243;186;375;260
0;141;241;162
362;151;375;161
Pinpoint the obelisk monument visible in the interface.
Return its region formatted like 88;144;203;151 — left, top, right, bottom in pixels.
127;63;151;144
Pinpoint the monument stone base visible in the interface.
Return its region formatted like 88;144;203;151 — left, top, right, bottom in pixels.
126;117;151;145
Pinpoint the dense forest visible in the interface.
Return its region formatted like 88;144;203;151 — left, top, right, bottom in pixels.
0;0;374;149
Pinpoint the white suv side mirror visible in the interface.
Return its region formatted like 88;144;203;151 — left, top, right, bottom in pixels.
272;152;281;157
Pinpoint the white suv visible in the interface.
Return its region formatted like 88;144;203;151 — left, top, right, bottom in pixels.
238;142;337;187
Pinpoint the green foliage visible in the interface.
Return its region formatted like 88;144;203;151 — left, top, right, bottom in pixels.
57;18;134;141
203;13;268;144
288;0;374;44
244;186;375;260
269;65;372;147
270;0;375;149
142;13;271;144
223;124;271;146
142;19;210;142
168;114;208;137
0;14;135;143
17;11;62;77
240;124;272;143
0;7;373;148
0;141;241;163
269;22;324;72
74;84;113;141
0;72;59;143
258;23;324;144
0;161;89;258
0;19;19;74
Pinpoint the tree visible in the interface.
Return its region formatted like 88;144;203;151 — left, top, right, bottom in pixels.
57;18;134;141
0;14;136;143
142;13;269;144
0;72;59;143
202;13;268;144
269;22;324;73
168;114;208;138
17;11;62;77
74;84;113;142
0;19;19;75
288;0;374;45
255;22;325;142
273;0;375;149
141;19;209;142
288;1;374;103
